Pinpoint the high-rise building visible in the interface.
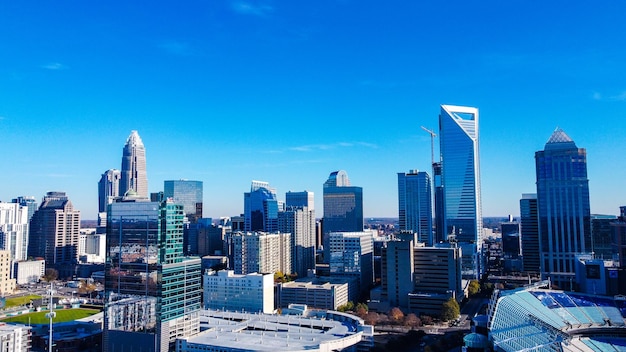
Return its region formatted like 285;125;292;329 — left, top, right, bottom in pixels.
535;128;591;288
398;170;433;246
28;192;80;278
433;162;445;243
0;202;29;262
98;169;121;213
590;214;618;259
280;191;316;277
0;250;15;295
203;270;274;313
119;130;148;198
381;239;414;308
327;231;374;298
501;221;520;258
244;181;279;232
230;231;292;275
11;196;37;223
104;195;201;352
439;105;482;244
323;171;363;235
520;193;539;273
164;180;203;223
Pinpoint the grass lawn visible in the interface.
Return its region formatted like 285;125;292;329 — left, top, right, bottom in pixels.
1;308;100;325
5;295;42;308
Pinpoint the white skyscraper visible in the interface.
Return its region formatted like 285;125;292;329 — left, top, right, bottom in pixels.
0;202;29;262
120;130;148;197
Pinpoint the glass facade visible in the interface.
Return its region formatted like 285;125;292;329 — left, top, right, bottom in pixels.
439;105;482;245
104;198;201;352
163;180;203;222
521;194;539;273
120;130;148;198
322;170;363;234
535;128;591;289
397;170;433;246
244;181;279;232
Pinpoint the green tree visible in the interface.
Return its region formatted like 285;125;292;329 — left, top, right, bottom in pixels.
441;297;460;321
468;280;480;296
42;268;58;283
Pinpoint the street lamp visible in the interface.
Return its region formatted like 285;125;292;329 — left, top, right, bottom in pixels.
45;282;56;351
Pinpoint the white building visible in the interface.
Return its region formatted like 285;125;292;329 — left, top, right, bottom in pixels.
13;259;45;285
204;270;273;313
328;231;374;297
0;323;31;352
277;279;349;310
0;202;29;263
78;232;105;263
231;232;291;275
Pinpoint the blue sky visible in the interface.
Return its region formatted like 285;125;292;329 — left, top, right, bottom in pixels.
2;1;626;220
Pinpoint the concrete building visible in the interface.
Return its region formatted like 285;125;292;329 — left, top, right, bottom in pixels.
231;231;291;275
278;203;315;277
0;323;31;352
381;239;414;308
328;231;374;298
0;251;15;295
204;270;273;313
28;191;80;278
0;202;29;264
277;279;349;310
13;259;45;285
119;130;148;197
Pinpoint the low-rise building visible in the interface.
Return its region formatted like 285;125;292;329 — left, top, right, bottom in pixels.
203;270;274;313
277;279;349;310
13;259;45;285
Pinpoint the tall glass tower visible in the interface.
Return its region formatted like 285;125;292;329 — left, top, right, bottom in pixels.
535;128;591;289
439;105;482;244
397;170;433;246
520;194;540;273
322;170;363;234
104;195;201;352
98;169;121;213
164;180;203;222
120;130;148;198
244;181;279;232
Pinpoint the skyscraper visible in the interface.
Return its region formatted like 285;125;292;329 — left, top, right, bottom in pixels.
397;170;433;246
322;170;363;234
164;180;203;222
244;181;279;232
104;195;201;352
28;192;80;278
120;130;148;198
439;105;482;244
0;202;29;262
98;169;121;213
520;193;539;273
433;162;445;243
535;128;591;289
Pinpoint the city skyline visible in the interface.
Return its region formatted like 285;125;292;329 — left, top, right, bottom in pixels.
2;2;626;220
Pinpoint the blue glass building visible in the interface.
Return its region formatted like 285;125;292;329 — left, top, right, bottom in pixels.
535;128;591;289
397;170;433;246
244;181;279;232
322;170;363;234
520;193;539;273
104;195;201;352
164;180;203;222
439;105;482;244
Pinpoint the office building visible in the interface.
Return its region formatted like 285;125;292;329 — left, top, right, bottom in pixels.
323;171;363;235
398;170;433;246
244;181;279;232
535;128;591;288
439;105;482;246
327;231;374;298
230;231;292;275
277;279;349;310
78;233;106;263
11;196;37;223
164;180;203;223
13;259;45;285
98;169;121;213
0;202;29;262
433;162;445;243
612;206;626;268
0;251;15;295
104;195;202;352
279;192;315;277
28;192;80;278
381;239;414;308
119;130;148;197
204;270;274;313
521;193;540;273
501;220;520;258
590;214;617;259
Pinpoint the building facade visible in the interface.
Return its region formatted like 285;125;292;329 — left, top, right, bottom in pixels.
0;251;15;295
204;270;274;313
13;259;45;285
104;196;202;352
398;170;433;246
439;105;482;245
590;214;618;259
28;192;80;278
278;205;315;277
0;202;29;263
230;231;292;275
277;280;349;310
119;130;148;198
164;180;203;223
98;169;121;213
327;231;374;298
535;128;591;288
521;193;540;273
244;181;279;232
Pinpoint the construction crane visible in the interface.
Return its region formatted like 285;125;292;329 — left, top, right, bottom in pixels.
421;126;436;165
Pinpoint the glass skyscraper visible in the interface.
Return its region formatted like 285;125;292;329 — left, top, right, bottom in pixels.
520;193;539;273
98;169;121;213
535;128;591;289
397;170;433;246
120;130;148;198
322;170;363;234
104;195;201;352
244;181;279;232
439;105;482;244
164;180;203;222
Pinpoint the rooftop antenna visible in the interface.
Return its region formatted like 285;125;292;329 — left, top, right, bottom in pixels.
421;126;437;165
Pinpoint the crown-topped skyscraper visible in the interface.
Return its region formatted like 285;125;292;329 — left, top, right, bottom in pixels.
120;130;148;198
